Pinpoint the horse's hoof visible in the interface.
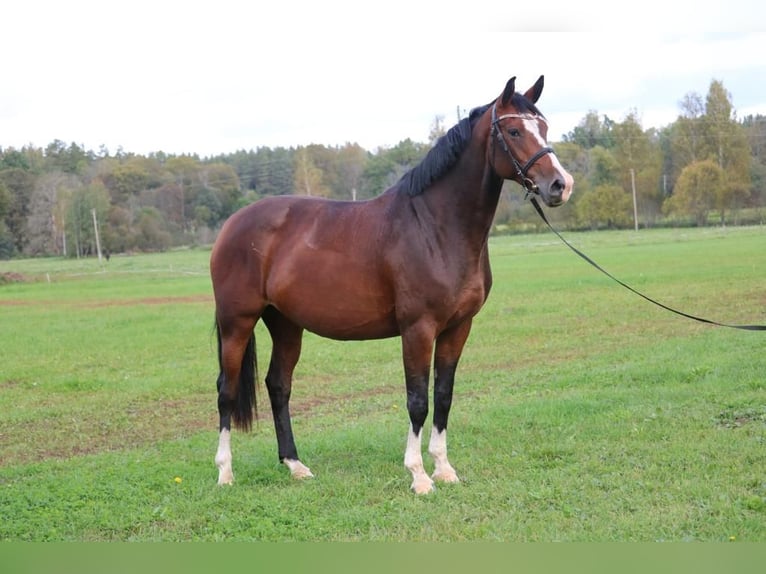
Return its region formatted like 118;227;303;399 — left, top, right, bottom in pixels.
432;469;460;484
217;471;234;486
284;458;315;479
410;476;435;495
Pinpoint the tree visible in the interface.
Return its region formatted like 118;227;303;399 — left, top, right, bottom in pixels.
702;80;751;223
333;143;368;200
575;184;632;229
611;113;663;225
743;114;766;161
193;187;222;227
549;141;590;228
0;180;12;258
664;160;723;226
24;171;76;255
102;205;133;253
704;80;734;167
102;156;163;204
165;155;201;230
563;111;615;149
134;207;170;251
0;148;31;171
360;152;397;198
198;162;241;221
588;145;620;186
667;81;750;224
669;92;706;186
62;181;110;257
151;182;185;230
0;167;35;253
360;139;429;198
246;147;293;197
44;140;91;174
386;138;429;168
553;141;589;179
743;114;766;212
293;146;330;197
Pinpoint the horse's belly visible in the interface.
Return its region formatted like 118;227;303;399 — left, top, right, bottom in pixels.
282;294;399;340
267;257;398;340
303;309;399;340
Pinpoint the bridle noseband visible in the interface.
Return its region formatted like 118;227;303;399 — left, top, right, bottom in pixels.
490;102;554;196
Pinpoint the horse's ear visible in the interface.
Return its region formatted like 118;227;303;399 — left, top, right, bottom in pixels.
524;75;545;104
501;76;516;106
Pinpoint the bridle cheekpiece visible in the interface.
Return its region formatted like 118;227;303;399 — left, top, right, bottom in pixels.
490;102;554;197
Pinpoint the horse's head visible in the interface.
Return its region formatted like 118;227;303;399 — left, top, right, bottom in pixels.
488;75;574;207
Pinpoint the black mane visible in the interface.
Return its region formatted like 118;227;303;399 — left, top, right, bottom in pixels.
398;102;493;197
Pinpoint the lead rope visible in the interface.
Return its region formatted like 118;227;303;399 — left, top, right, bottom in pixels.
528;197;766;331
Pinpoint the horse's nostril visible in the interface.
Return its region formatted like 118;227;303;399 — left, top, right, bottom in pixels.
549;179;564;199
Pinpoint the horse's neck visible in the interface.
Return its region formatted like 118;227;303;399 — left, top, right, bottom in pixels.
421;131;503;248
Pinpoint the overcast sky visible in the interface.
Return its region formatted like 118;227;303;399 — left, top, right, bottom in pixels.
2;0;765;156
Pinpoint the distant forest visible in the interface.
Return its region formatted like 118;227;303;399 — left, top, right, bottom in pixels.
1;78;764;258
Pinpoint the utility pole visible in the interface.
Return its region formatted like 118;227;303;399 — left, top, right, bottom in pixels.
61;214;67;257
91;208;103;264
629;168;638;232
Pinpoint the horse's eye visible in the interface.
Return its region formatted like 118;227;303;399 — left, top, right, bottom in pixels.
508;128;521;138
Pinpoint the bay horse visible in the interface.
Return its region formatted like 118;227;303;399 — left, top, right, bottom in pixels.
211;75;573;494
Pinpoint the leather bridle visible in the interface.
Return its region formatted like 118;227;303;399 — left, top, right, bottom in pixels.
490;102;554;195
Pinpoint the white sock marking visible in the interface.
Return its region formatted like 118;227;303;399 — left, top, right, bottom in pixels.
428;425;459;483
283;458;314;479
215;428;234;485
404;424;434;494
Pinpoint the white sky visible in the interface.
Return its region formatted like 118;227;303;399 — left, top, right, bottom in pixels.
2;0;765;156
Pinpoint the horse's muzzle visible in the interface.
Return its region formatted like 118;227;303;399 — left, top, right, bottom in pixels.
541;172;574;207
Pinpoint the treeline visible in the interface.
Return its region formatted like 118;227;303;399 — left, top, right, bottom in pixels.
0;79;764;259
0;137;432;259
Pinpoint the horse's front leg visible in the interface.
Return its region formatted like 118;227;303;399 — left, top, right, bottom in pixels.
401;324;436;494
429;319;472;484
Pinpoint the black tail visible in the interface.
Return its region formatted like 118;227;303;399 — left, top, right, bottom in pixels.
216;322;258;431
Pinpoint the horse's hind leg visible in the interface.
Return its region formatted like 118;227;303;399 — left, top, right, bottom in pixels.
262;306;313;479
215;315;258;485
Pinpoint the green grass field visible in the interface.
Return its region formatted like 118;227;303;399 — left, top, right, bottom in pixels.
1;225;764;541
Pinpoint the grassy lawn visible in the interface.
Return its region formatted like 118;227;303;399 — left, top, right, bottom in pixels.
1;225;764;541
